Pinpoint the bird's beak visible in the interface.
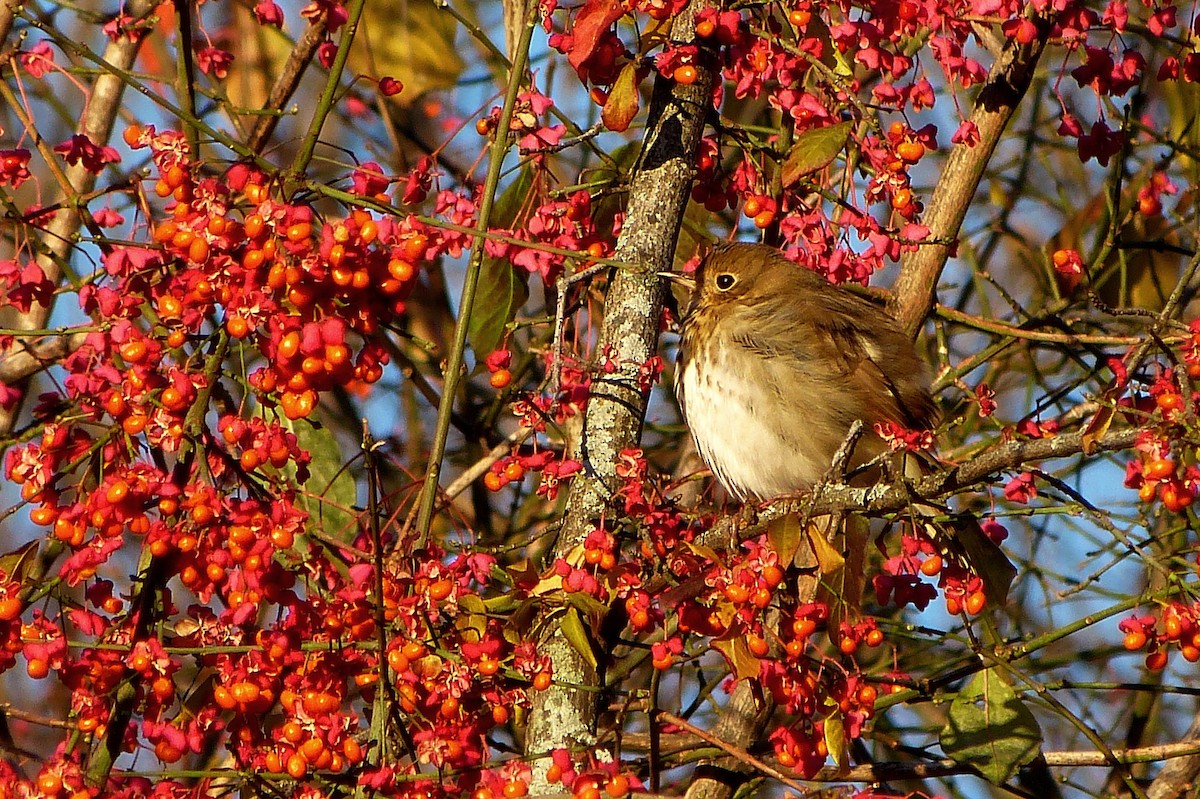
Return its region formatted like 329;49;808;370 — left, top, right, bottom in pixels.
658;271;696;290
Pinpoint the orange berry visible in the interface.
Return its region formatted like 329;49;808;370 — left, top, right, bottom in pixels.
674;64;698;85
896;140;925;163
155;739;184;763
245;183;268;204
919;554;943;576
286;753;308;779
604;775;630;798
965;590;987;615
428;579;453;601
29;505;57;526
1144;458;1176;480
187;236;210;263
119;340;148;364
286;222;312;243
789;8;811;25
105;479;130;505
299;737;326;763
226;314;251;339
160;386;187;411
278;331;301;360
857;684;878;706
723;583;749;604
490;368;513;389
0;597;22;621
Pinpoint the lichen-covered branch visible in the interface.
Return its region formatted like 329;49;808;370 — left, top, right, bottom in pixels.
525;0;714;786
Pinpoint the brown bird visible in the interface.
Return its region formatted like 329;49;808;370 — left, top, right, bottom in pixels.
666;242;1015;602
669;241;935;501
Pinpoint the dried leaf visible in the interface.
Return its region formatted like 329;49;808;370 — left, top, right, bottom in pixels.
950;518;1017;605
602;62;642;133
841;516;869;612
781;121;852;186
567;0;627;75
712;636;761;680
0;541;39;584
807;521;845;576
765;513;802;566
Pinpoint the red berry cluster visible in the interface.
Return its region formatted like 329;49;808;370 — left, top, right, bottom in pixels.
1121;603;1200;671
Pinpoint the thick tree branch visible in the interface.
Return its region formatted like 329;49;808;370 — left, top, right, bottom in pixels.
704;426;1141;547
525;0;715;789
889;17;1051;339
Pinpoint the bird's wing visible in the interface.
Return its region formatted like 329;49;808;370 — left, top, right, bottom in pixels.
731;293;935;429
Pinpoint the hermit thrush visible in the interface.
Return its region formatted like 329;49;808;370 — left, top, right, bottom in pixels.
668;242;936;501
666;242;1015;602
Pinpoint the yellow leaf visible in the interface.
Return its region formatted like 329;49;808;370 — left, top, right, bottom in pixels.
823;709;848;771
766;514;802;566
602;62;643;132
712;636;761;680
807;521;845;577
351;0;466;106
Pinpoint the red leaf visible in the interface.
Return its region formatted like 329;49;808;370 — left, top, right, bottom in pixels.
568;0;627;75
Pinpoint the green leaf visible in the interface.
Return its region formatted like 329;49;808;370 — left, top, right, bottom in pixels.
560;607;598;670
940;669;1043;784
469;168;533;359
781;121;853;187
290;419;358;545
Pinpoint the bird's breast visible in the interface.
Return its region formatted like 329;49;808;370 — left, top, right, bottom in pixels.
677;324;831;500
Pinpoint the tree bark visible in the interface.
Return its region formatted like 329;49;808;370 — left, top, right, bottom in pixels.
889;19;1050;339
525;1;714;789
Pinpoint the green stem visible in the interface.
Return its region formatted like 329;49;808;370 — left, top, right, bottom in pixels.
413;6;538;543
289;0;368;180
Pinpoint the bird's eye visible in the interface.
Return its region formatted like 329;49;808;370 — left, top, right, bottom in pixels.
715;273;736;291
